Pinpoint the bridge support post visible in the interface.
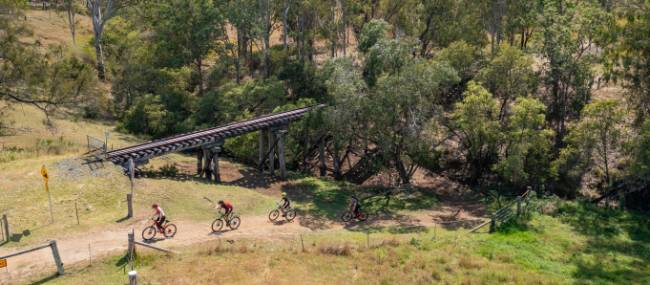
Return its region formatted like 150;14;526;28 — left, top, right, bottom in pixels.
202;148;211;180
258;130;266;173
276;130;287;179
268;129;275;175
197;150;203;176
319;138;326;176
212;146;221;183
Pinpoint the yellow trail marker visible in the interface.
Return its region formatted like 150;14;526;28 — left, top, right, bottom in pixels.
0;258;7;268
41;165;54;223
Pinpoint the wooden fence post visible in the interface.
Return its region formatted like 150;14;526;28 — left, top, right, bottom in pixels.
128;229;135;267
74;201;80;225
49;240;64;275
2;214;9;241
489;219;496;233
300;234;305;252
516;198;521;217
128;270;137;285
127;194;133;219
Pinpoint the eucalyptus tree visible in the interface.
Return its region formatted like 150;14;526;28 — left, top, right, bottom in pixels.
86;0;132;80
495;97;553;189
477;44;536;121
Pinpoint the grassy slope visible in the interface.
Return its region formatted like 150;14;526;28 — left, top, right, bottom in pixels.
42;203;650;285
0;104;280;247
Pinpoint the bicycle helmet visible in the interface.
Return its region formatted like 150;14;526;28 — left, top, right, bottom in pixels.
281;192;287;197
152;203;158;208
218;200;224;204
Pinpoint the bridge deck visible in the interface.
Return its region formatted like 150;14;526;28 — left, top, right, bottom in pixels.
102;105;324;165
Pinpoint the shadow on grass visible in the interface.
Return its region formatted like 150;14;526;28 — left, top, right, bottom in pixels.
282;179;442;231
30;274;60;285
556;203;650;284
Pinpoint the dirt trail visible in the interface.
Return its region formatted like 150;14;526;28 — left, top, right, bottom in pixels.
0;209;483;284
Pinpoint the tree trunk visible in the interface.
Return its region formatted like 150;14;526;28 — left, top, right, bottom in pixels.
94;36;106;80
283;1;290;50
262;0;271;78
235;29;242;84
196;58;204;95
66;1;76;44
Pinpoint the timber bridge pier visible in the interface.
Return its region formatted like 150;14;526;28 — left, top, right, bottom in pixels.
89;105;325;182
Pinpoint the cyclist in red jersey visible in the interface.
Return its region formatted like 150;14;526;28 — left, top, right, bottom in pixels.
217;200;234;220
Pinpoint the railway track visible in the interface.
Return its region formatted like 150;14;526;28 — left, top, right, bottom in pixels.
94;105;325;166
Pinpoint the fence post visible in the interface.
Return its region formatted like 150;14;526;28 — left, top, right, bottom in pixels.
128;270;137;285
128;229;135;267
489;218;496;233
2;214;9;241
126;194;133;218
300;234;305;252
49;240;64;275
516;198;521;217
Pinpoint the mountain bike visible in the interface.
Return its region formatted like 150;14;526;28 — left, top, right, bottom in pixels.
341;209;368;222
142;217;177;241
268;206;297;222
211;212;241;232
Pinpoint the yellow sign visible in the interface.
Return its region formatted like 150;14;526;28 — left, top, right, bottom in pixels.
0;258;7;268
41;165;49;192
40;165;49;180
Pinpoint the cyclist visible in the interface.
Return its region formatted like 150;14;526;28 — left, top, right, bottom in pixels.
217;200;234;221
349;195;362;218
151;203;166;233
278;192;291;216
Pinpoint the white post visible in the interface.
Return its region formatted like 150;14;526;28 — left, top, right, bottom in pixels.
128;270;137;285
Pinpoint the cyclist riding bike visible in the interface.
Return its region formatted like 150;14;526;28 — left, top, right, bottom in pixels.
349;195;362;218
278;192;291;216
151;203;166;233
217;200;234;221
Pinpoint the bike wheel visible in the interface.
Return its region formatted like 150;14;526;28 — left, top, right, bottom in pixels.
211;218;224;232
229;216;241;230
268;209;280;222
357;212;368;222
142;226;156;241
164;223;177;238
341;212;353;222
285;209;297;222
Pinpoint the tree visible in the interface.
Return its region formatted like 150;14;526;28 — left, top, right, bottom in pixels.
451;81;501;186
368;59;459;184
149;0;223;95
495;97;553;189
538;1;594;148
477;44;536;121
86;0;129;80
1;2;97;121
604;1;650;123
573;100;626;188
